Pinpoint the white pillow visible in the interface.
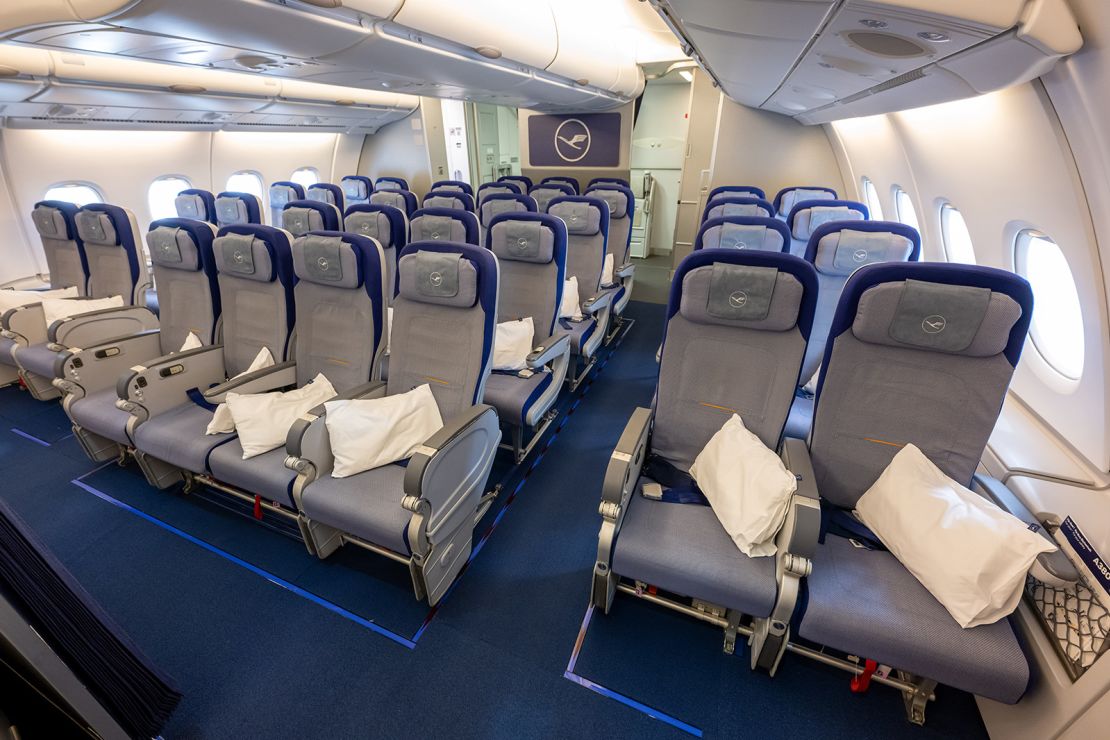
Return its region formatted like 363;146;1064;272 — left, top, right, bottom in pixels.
493;317;534;371
559;276;583;320
802;370;819;395
855;444;1057;628
0;286;78;313
601;253;615;286
205;347;275;435
41;295;124;325
179;332;202;352
225;374;337;459
325;384;444;478
689;414;797;557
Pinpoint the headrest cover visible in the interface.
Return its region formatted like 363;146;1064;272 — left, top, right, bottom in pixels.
783;188;835;213
589;189;627;218
412;214;465;242
713;202;769;219
32;205;67;238
307;187;336;206
481;198;527;224
816;229;914;277
345;211;392;246
216;196;249;225
282;207;322;237
370;191;405;211
269;185;297;209
342;179;368;200
679;263;802;332
75;210;117;245
479;185;516;201
376;179;403;191
215;232;274;282
398;250;478;308
549;201;600;235
717;223;769;250
852;280;1022;356
174;194;204;220
147;226;200;271
424;194;465;211
491;220;554;264
435;184;464;193
294;234;361;289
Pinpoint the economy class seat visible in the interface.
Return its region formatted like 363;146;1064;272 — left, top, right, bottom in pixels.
785;199;869;257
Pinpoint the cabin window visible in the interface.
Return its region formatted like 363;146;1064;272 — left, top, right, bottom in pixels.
893;187;921;260
1015;230;1085;380
225;171;264;200
861;177;883;220
940;203;976;264
42;182;103;207
290;167;319;189
147;176;192;221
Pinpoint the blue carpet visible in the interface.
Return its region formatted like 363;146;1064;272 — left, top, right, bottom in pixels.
0;301;990;737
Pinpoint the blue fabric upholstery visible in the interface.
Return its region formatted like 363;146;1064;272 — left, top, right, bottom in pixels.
431;180;474;197
207;442;297;508
773;186;838;216
611;481;779;617
307;183;345;212
539;176;579;194
694;216;791;252
15;343;61;380
69;387;133;445
709;184;766;201
133;403;231;474
299;464;413;555
800;535;1031;704
374;176;409;191
422;190;475;212
410;207;480;246
563;318;596;355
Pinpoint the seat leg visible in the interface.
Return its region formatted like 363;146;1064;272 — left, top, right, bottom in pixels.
567;354;596;392
18;370;60;401
133;450;185;490
409;513;472;606
723;609;742;655
71;424;125;463
899;674;937;726
0;364;19;387
604;314;624;345
499;409;558;464
299;515;343;558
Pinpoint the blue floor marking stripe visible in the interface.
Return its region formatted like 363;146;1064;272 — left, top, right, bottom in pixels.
70;477;417;650
11;428;52;447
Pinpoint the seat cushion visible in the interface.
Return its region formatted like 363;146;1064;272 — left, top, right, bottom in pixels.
0;335;16;367
563;318;597;356
300;463;413;555
207;442;297;508
611;478;778;617
133;402;233;474
784;395;813;440
483;370;553;428
799;535;1030;704
69;387;133;445
14;342;60;379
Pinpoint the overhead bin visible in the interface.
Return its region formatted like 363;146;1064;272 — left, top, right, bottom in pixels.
0;44;50;102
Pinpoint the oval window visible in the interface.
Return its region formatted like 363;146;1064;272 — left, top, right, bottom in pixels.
225;171;264;199
940;203;976;264
862;177;884;220
290;167;320;189
43;182;103;207
147;176;192;221
1015;230;1085;379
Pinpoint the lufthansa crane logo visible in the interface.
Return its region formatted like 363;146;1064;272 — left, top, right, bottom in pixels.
852;249;868;262
555;119;591;163
729;290;749;308
922;315;947;334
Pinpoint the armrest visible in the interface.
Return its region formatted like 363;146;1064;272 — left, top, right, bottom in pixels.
974;474;1078;585
600;407;653;512
286;380;387;462
403;404;501;542
49;306;158;347
116;344;227;420
582;289;613;315
54;329;163;399
1;304;47;346
202;361;297;403
615;262;634;279
776;437;822;561
526;333;570;369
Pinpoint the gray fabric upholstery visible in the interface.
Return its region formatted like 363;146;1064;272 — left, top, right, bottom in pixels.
282;207;325;237
792;207;864;241
489;220;559;342
424;195;466;211
548;201;600;236
611;481;778;617
214;241;293;376
530;187;565;212
589;190;631;265
33;205;87;294
800;271;843;381
0;336;15;367
708;202;771;220
679;265;803;332
78;209;144;303
345;211;393;249
147;225;218;351
300;464;413;555
207;442;297;507
800;535;1030;704
490;220;553;265
75;210;116;246
342;178;369;202
563;317;597;355
480;198;528;227
779;188;835;216
14;342;60;380
269;185;299;224
307;186;338;207
411;214;467;243
214;233;272;283
293;235;358;289
477;185;516;203
68;387;133;445
133;403;230;473
482;370;552;428
701;222;784;252
558;213;605;307
397;252;476;309
215;196;250;227
174;193;205;221
784;394;813;440
370;191;408;211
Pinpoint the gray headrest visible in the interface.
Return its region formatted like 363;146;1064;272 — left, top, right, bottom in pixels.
590;189;627;219
342;179;368;200
703;222;782;252
75;210;118;245
174;194;205;220
345;211;393;246
424;195;465;211
490;220;555;264
213;232;274;283
793;206;863;239
293;234;361;289
481;198;527;225
308;187;336;206
679;263;802;332
479;186;516;202
282;207;323;237
531;188;562;210
269;185;297;209
436;184;464;193
782;188;835;214
32;205;68;239
549;201;601;236
377;180;401;191
411;214;466;242
215;196;249;226
815;229;914;277
370;191;406;210
398;250;478;308
852;280;1022;357
147;226;200;271
709;202;771;220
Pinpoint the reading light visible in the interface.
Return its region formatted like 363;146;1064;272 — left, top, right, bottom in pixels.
679;70;693;82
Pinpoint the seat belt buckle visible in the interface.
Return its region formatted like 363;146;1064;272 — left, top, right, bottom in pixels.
850;658;878;693
642;482;663;500
253;495;263;520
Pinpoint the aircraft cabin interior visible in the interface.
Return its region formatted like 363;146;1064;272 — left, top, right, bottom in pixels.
0;1;1108;738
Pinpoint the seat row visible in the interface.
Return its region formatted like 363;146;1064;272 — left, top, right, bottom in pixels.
700;184;841;226
591;245;1067;722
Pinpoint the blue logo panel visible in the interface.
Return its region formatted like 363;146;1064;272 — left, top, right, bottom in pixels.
528;113;621;167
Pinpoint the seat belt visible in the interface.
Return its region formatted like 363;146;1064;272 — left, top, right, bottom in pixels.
819;501;886;551
641;454;709;506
